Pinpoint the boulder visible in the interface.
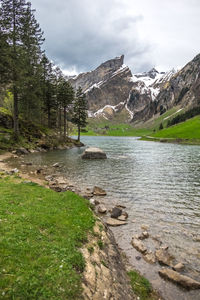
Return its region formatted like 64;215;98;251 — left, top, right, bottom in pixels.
98;205;107;214
82;147;107;159
159;268;200;290
111;207;122;218
16;148;29;155
131;238;147;254
106;218;127;227
93;186;107;196
138;231;149;240
155;249;174;266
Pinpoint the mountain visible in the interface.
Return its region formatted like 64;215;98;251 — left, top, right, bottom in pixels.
69;54;200;123
155;54;200;115
69;55;133;119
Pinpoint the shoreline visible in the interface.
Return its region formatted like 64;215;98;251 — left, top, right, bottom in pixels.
0;151;147;299
2;149;200;299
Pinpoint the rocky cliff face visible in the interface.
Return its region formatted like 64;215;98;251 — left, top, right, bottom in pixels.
69;55;133;116
155;54;200;115
69;53;200;123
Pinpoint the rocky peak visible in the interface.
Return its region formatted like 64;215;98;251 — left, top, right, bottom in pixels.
96;55;124;73
147;68;159;79
69;55;126;93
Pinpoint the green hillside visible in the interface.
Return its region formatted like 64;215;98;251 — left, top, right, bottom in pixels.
151;115;200;140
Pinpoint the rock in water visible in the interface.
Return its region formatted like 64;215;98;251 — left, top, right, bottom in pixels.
159;269;200;290
144;252;156;264
173;263;185;272
111;207;122;218
98;205;107;214
131;238;147;254
82;147;107;159
93;186;107;196
106;218;127;227
155;249;174;266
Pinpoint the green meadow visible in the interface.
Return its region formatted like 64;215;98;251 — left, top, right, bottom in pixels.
0;175;95;299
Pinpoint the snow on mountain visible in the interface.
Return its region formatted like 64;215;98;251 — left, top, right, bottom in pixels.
129;68;176;102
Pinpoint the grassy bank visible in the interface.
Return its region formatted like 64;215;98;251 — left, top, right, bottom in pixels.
146;115;200;144
0;174;95;299
128;270;158;300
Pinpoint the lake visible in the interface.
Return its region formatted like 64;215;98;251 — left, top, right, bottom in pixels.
22;136;200;300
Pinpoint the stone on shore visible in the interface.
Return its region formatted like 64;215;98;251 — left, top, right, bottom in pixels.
16;148;29;155
82;147;107;159
93;186;107;196
52;162;60;167
159;268;200;290
106;218;127;227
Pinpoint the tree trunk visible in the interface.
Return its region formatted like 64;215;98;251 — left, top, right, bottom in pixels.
58;106;62;136
47;104;51;128
66;118;69;137
64;106;66;140
78;125;80;142
13;84;19;139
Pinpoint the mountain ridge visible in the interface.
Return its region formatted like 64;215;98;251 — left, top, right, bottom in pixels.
69;54;200;123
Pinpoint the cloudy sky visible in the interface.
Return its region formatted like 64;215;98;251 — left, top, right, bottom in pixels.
31;0;200;75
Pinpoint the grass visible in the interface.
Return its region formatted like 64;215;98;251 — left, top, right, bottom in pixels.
151;115;200;141
72;121;152;137
128;270;157;300
0;174;95;299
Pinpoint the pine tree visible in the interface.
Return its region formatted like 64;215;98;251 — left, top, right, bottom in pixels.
57;79;74;139
40;54;56;128
72;87;87;142
19;1;44;122
0;0;27;138
0;29;11;85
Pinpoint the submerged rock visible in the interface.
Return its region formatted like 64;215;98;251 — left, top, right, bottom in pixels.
118;215;127;221
98;205;107;214
106;218;127;227
144;251;156;264
131;238;147;254
173;263;185;272
138;231;149;240
155;249;174;266
159;268;200;290
82;147;107;159
93;186;107;196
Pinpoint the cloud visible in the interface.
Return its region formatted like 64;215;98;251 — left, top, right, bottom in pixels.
31;0;200;74
31;0;153;73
